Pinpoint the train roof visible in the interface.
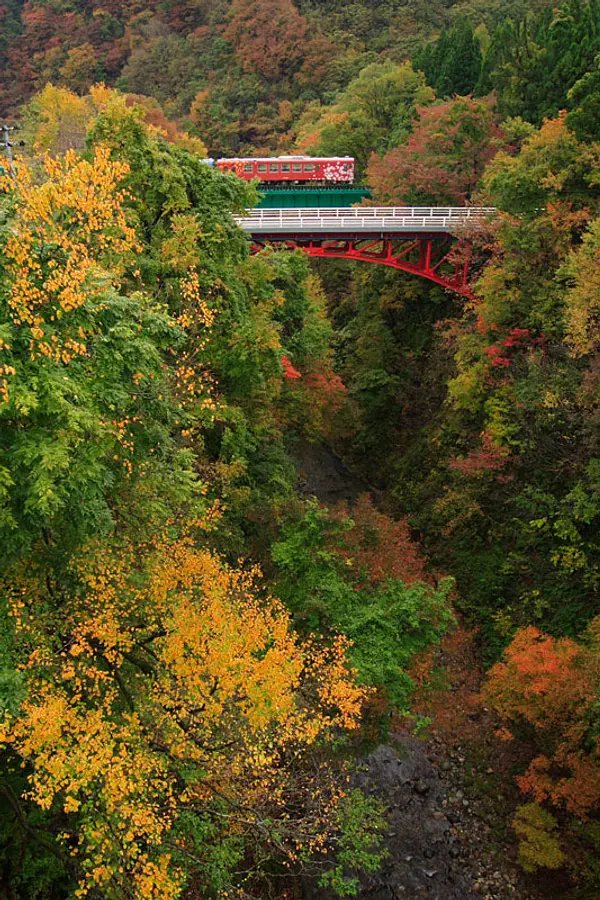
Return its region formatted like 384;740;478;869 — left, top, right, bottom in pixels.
216;155;354;162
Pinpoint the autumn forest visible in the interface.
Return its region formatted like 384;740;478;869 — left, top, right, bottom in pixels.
0;0;599;897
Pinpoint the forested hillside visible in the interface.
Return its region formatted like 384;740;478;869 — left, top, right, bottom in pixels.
2;0;599;153
0;0;599;898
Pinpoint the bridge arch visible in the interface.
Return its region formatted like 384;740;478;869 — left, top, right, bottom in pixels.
249;236;474;298
235;206;494;299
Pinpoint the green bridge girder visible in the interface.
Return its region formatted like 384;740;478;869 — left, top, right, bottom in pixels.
255;186;371;209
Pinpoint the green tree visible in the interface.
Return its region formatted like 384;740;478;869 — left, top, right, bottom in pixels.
296;61;435;173
0;83;389;899
435;115;600;639
416;20;483;97
566;53;600;141
0;146;194;565
477;1;600;124
272;500;454;709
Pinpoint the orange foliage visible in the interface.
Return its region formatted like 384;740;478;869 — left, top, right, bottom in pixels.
173;268;216;414
483;624;600;817
293;365;350;440
295;35;336;88
125;93;208;154
408;624;484;740
303;370;347;413
279;343;352;442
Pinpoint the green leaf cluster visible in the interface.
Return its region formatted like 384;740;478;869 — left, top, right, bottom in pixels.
272;502;454;709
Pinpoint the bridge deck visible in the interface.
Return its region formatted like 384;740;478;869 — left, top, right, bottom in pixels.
234;206;496;236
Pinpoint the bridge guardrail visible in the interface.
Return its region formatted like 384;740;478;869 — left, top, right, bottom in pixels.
234;207;496;234
239;206;496;219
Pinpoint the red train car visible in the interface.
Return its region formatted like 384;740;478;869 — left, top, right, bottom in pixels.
216;155;355;184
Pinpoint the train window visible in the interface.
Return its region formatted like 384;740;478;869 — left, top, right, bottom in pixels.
257;163;267;172
244;164;253;172
293;163;302;172
269;163;279;172
281;163;290;172
303;163;314;172
342;163;349;171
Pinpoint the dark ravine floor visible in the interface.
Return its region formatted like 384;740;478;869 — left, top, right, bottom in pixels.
291;437;372;507
303;733;531;900
291;442;539;900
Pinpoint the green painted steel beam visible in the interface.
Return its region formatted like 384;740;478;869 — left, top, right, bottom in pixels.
255;186;371;209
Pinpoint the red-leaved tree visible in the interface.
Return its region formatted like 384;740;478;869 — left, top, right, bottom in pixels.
331;494;430;589
368;96;505;206
225;0;308;82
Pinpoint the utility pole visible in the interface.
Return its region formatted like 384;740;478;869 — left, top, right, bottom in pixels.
0;124;16;181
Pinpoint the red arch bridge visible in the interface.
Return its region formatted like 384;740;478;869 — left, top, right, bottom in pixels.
234;206;496;297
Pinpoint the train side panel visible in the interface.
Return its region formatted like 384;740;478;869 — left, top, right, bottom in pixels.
215;157;354;184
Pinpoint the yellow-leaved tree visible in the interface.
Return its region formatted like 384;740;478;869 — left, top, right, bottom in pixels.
561;217;600;357
0;92;386;900
1;527;369;898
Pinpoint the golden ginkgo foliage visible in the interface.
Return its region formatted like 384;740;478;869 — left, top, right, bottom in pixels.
1;527;367;899
2;146;138;366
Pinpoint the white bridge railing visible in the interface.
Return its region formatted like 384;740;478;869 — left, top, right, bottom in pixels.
234;207;496;235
